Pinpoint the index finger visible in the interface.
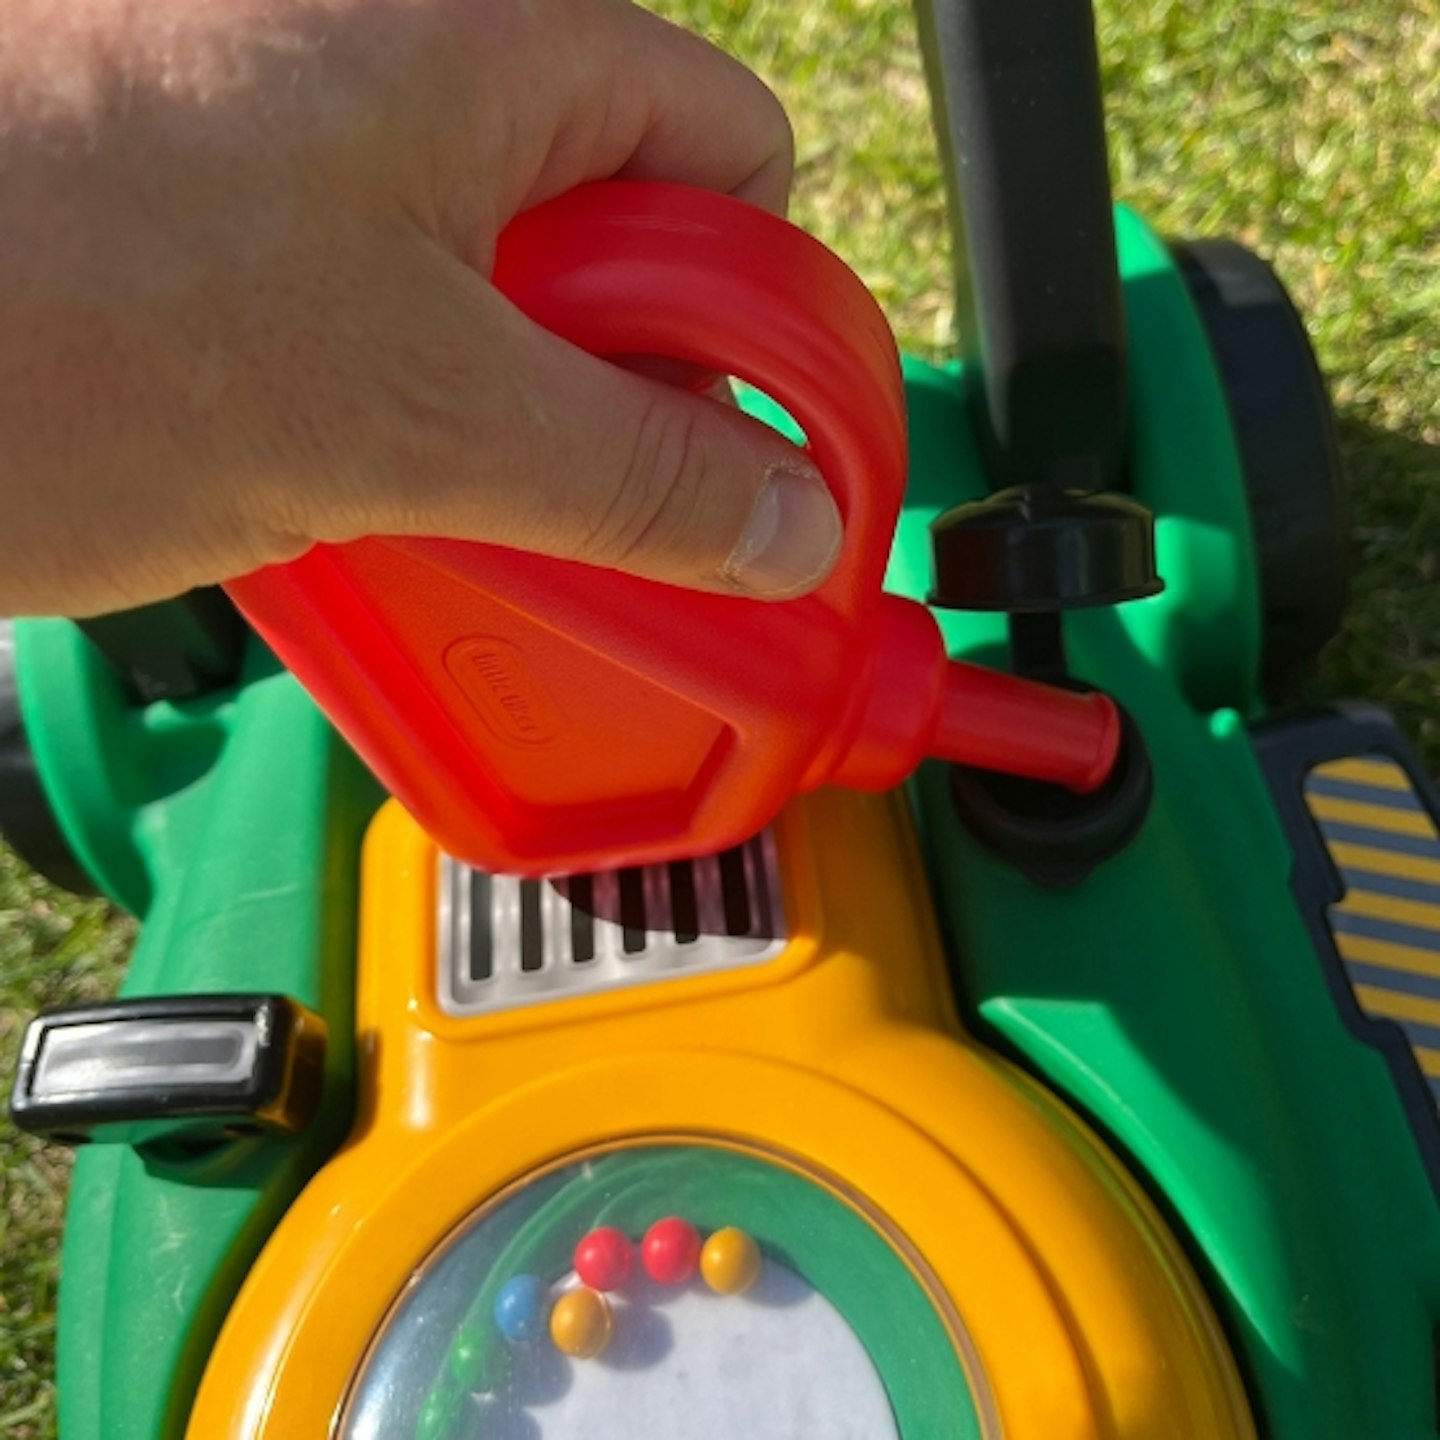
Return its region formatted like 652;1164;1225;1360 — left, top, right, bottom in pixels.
519;0;794;217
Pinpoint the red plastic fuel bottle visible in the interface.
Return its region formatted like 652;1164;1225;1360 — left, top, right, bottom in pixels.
226;182;1117;875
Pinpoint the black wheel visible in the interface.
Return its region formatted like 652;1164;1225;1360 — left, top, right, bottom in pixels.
0;621;97;895
1172;239;1349;699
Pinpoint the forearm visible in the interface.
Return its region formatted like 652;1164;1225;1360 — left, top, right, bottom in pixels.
0;0;368;615
0;0;829;621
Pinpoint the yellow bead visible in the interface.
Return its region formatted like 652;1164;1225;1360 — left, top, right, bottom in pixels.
700;1227;762;1295
549;1286;612;1359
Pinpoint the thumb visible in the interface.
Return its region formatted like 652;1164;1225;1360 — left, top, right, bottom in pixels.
346;263;844;599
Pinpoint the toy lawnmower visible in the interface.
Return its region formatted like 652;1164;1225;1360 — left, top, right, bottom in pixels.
6;0;1439;1437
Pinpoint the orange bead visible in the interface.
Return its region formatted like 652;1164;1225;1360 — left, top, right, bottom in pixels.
549;1286;613;1359
700;1227;762;1295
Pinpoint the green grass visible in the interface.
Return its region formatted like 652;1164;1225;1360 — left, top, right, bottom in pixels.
702;0;1440;757
0;851;134;1440
1;2;1436;1435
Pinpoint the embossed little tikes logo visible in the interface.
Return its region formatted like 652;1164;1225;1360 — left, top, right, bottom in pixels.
445;637;563;747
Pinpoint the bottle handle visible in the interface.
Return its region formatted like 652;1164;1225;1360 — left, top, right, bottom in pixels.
490;181;909;604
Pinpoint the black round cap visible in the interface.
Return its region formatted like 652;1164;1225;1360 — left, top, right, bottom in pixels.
930;486;1162;613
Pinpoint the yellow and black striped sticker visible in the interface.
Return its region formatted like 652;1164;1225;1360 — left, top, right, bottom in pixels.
1305;756;1440;1102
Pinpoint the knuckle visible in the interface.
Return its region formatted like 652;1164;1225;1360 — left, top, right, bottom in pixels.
760;83;796;168
593;398;712;564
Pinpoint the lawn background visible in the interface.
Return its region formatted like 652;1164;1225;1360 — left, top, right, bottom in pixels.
2;1;1436;1435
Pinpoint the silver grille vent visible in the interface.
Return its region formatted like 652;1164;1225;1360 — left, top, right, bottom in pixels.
437;832;787;1015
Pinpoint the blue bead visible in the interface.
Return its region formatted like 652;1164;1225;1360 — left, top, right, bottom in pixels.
493;1274;549;1343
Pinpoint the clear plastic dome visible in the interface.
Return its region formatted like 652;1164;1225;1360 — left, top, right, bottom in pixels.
338;1141;980;1440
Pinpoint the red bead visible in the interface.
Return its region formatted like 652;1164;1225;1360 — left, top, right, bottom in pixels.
642;1217;701;1285
573;1227;633;1292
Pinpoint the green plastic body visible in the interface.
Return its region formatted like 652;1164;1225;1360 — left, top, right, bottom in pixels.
10;206;1439;1438
13;625;382;1440
890;211;1440;1438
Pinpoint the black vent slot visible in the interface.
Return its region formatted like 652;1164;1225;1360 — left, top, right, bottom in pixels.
519;881;544;972
569;874;596;963
719;847;752;936
618;868;648;954
467;871;492;982
669;861;700;944
438;830;787;1015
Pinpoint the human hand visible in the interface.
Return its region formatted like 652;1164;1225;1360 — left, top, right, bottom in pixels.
0;0;841;617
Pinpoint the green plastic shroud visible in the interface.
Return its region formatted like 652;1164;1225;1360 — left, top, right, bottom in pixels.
13;629;382;1440
891;211;1440;1439
12;207;1440;1438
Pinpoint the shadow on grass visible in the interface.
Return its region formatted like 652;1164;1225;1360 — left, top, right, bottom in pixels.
1302;413;1440;773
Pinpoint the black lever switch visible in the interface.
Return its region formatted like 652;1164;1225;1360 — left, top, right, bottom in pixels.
9;994;326;1147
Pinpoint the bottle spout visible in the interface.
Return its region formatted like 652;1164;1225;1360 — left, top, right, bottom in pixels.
826;597;1122;796
933;661;1120;794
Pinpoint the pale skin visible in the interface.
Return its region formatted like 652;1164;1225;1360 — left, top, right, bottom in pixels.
0;0;842;618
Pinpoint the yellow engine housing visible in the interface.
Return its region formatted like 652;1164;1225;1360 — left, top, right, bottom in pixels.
188;788;1254;1438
